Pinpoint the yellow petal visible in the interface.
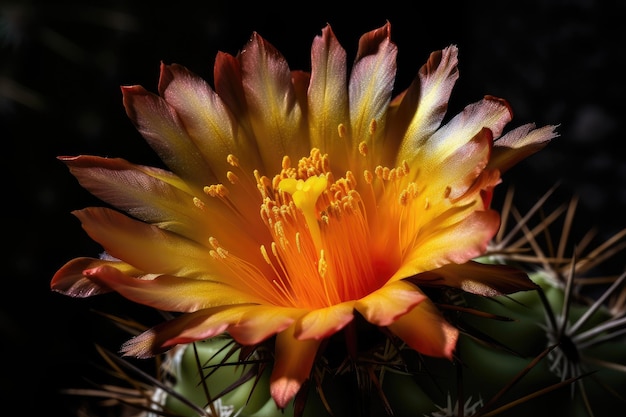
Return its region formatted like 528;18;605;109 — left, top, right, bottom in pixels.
82;264;262;312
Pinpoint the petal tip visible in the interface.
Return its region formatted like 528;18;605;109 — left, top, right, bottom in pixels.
270;377;301;409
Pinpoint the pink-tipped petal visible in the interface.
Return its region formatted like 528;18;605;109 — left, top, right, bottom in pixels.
51;257;120;297
489;123;559;173
270;327;322;408
388;298;458;359
349;22;397;155
121;85;214;185
240;32;306;168
394;45;460;160
308;24;350;161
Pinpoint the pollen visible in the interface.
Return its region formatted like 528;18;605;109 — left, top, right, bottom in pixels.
359;141;369;157
226;154;239;167
204;184;229;198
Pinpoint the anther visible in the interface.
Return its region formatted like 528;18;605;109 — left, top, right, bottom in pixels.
282;155;291;170
209;237;220;250
401;160;410;175
193;197;205;210
204;184;229;198
346;171;356;187
227;154;239;167
369;119;377;135
337;123;347;138
227;171;239;184
358;141;369;157
364;170;373;184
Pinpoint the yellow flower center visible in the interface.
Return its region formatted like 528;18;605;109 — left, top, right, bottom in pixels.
204;148;415;310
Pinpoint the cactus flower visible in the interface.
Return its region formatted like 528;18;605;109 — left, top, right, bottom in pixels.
52;22;558;409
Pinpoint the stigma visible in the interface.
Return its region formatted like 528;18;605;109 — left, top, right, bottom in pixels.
278;175;328;251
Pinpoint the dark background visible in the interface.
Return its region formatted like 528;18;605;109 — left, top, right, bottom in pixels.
2;0;625;415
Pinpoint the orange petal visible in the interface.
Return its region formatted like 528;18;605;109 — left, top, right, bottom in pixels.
227;305;304;345
387;298;458;359
120;306;249;358
294;302;355;340
354;280;427;326
270;326;322;408
82;264;262;312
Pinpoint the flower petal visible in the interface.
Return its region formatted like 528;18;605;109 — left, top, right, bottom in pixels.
349;22;397;161
394;209;500;279
489;123;559;173
157;63;265;178
411;96;512;173
51;257;138;297
240;32;307;168
394;45;460;162
294;302;355;340
355;280;427;326
411;261;539;296
387;298;458;359
226;305;304;345
121;84;215;186
120;306;249;358
60;155;267;253
73;207;213;278
60;156;207;239
308;24;350;165
82;264;262;312
270;326;322;408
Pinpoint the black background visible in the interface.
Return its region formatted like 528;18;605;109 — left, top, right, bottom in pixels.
2;0;625;415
